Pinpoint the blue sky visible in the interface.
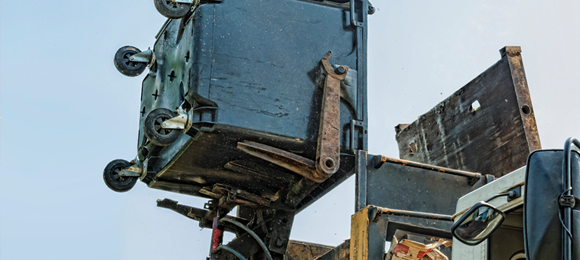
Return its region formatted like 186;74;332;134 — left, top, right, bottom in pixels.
1;1;579;259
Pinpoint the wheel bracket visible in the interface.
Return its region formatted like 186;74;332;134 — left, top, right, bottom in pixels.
129;48;155;67
161;112;189;130
119;168;141;177
174;0;195;3
119;159;148;179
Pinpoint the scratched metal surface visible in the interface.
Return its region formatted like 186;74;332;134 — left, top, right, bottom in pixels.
133;0;367;212
358;154;487;232
395;47;541;178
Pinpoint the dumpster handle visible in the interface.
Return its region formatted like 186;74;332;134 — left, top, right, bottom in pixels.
350;0;364;27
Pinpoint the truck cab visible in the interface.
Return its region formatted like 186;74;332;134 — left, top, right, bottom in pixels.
451;168;526;260
451;141;580;260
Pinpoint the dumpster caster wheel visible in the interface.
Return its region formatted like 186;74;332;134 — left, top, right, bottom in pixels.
154;0;192;19
114;46;147;77
103;159;138;192
144;108;181;146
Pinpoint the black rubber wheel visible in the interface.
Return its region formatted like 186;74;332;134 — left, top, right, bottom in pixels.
114;46;147;77
154;0;192;19
103;159;138;192
143;108;181;146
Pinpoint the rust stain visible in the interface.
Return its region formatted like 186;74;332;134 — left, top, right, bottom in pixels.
317;51;348;176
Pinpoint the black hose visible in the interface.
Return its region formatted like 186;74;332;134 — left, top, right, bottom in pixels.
219;218;273;260
215;245;247;260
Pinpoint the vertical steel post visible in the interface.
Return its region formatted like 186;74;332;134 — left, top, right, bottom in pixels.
562;137;579;260
355;150;368;212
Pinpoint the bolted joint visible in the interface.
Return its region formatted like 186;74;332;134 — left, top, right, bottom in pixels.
335;66;346;75
276;238;285;247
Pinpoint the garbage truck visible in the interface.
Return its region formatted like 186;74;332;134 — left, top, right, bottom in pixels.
103;0;578;259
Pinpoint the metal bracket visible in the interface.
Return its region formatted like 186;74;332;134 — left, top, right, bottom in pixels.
318;51;348;175
212;184;271;207
483;174;495;185
559;194;576;208
237;141;326;183
350;0;364;27
350;119;364;154
119;158;148;179
507;185;522;202
129;48;156;67
119;166;141;177
161;105;218;134
174;0;195;3
157;198;248;231
161;112;189;130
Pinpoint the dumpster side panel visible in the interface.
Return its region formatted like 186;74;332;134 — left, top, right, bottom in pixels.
209;0;357;141
395;47;540;177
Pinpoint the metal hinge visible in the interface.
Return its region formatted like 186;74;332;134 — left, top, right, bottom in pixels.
350;119;364;153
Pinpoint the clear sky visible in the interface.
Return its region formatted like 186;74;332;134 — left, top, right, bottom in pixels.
1;1;579;259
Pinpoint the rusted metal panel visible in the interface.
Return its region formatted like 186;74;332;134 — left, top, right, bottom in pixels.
315;240;350;260
357;153;489;220
395;46;541;177
501;46;542;153
355;152;490;258
373;156;484;186
284;240;334;260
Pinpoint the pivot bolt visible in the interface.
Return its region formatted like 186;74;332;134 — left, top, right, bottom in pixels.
276;238;285;247
335;66;346;75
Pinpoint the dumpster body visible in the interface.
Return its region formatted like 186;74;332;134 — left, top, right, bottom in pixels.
107;0;368;213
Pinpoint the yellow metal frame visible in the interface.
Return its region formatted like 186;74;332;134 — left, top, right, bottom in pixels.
350;206;370;260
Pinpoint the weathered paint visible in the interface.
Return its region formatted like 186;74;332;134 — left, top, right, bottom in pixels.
350;206;370;260
210;217;224;253
374;207;453;222
284;240;334;260
317;51;348;176
395;46;541;178
316;240;350;260
375;155;482;185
